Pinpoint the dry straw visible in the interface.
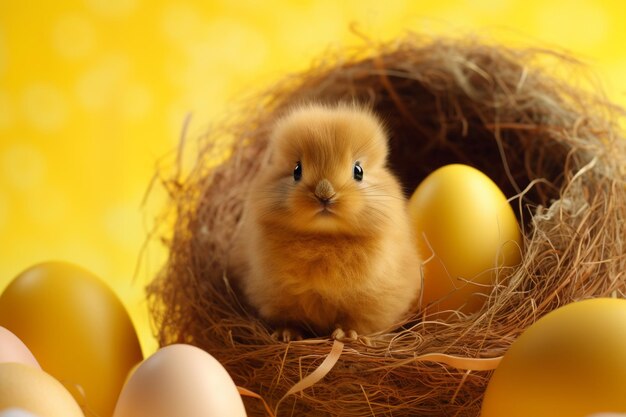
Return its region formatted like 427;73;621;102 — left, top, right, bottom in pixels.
147;34;626;416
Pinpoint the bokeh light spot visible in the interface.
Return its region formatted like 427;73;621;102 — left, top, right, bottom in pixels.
76;55;130;111
52;13;97;60
1;142;47;190
21;83;69;132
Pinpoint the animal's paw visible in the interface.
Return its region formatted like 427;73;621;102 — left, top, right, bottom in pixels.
271;327;303;342
331;326;358;342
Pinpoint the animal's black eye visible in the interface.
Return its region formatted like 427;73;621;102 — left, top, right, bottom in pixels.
293;161;302;181
353;162;363;181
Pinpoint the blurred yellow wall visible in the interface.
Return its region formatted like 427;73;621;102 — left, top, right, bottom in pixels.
1;0;625;357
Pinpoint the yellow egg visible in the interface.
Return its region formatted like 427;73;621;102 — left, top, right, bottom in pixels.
113;344;247;417
0;362;84;417
0;326;40;368
0;261;143;417
481;298;626;417
408;164;522;314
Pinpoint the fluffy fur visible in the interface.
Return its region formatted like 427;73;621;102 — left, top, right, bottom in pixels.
231;103;422;340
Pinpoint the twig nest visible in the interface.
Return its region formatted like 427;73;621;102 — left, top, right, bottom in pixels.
147;35;626;416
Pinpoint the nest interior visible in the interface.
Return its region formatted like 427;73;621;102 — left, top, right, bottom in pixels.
147;35;626;417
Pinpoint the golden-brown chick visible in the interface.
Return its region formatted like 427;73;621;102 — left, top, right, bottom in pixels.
231;103;422;341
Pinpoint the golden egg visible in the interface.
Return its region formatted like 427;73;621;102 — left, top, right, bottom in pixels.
0;261;143;417
408;164;522;314
0;362;84;417
481;298;626;417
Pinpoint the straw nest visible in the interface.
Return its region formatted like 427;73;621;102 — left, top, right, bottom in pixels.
147;34;626;416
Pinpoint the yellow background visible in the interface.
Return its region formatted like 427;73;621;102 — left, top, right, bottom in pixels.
1;0;625;357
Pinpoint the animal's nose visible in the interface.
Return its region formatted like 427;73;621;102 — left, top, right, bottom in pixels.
315;179;335;202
